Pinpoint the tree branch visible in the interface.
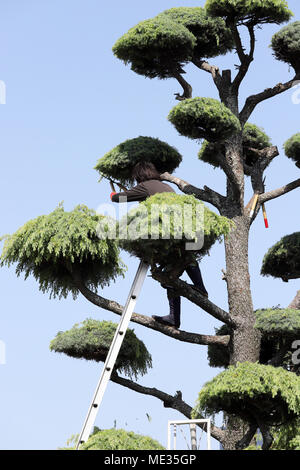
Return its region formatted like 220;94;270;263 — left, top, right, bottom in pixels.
235;423;257;450
70;267;230;347
160;172;226;211
111;372;225;444
240;74;300;125
258;177;300;205
192;58;223;91
151;266;235;328
232;25;255;93
173;71;193;101
245;146;279;202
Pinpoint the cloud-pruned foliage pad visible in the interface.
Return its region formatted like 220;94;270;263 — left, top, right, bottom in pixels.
168;97;241;142
205;0;293;26
119;192;233;267
0;205;125;299
94;136;182;186
261;232;300;280
284;132;300;167
192;362;300;426
157;7;234;59
80;428;164;450
198;123;272;174
112;16;196;79
50;319;152;380
271;21;300;73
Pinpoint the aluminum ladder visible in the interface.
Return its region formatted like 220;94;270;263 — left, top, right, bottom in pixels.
75;260;149;449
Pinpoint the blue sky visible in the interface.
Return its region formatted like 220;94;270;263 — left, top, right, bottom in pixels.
0;0;299;450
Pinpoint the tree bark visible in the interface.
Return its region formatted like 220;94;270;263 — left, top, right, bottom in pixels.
224;215;261;364
221;215;261;449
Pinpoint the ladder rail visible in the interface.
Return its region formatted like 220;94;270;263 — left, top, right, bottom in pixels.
75;261;149;449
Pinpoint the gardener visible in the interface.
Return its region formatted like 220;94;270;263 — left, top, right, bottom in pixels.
110;161;208;329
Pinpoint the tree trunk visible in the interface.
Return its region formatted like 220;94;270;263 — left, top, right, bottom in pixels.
222;215;261;449
225;215;261;363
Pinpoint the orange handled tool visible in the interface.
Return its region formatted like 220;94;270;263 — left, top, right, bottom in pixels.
249;194;259;219
262;203;269;228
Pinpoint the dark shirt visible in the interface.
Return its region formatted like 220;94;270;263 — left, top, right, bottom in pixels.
111;179;175;203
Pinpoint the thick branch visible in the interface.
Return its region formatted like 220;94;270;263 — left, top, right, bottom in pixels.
235;424;257;450
233;25;247;63
111;372;225;444
232;25;255;92
160;172;225;211
173;71;193;101
246;146;279;202
70;268;230;347
151;267;235;328
258;178;300;205
252;146;279;172
192;58;223;90
240;74;300;124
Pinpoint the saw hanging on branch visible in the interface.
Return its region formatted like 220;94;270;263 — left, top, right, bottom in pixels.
249;185;269;229
262;203;269;229
249;194;259;219
262;177;269;229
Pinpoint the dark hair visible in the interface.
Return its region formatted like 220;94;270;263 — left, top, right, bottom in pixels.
132;161;161;183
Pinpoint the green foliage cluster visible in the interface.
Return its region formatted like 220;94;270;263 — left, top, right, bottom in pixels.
208;308;300;369
261;232;300;280
157;7;234;59
284;132;300;166
271;420;300;450
255;308;300;338
113;7;233;80
0;205;125;299
168;97;241;142
243;123;272;164
205;0;293;26
192;362;300;426
207;324;231;368
112;16;196;79
271;21;300;73
199;123;271;174
94;136;182;186
50;319;152;380
118;192;233;267
79;428;165;450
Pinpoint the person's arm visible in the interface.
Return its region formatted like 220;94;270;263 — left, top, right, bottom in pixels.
111;183;148;202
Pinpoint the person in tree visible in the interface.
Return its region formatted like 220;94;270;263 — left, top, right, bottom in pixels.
110;160;208;329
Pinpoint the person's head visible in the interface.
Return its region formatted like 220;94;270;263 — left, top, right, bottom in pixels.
132;161;161;183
